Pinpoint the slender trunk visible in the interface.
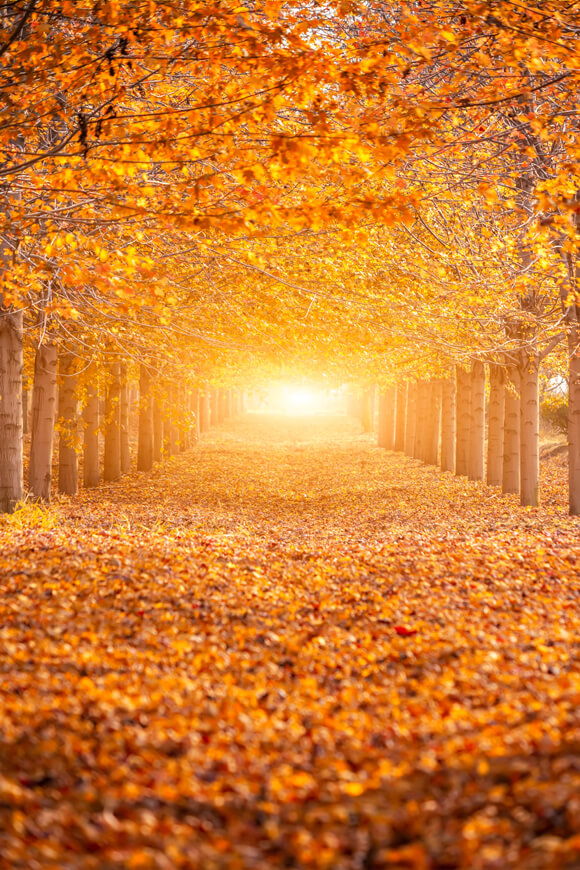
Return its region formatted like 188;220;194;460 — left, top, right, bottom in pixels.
426;380;442;466
414;381;427;462
405;381;417;457
29;340;58;501
0;309;23;512
487;364;505;487
58;351;79;495
210;388;219;426
199;387;210;433
440;377;456;473
361;387;373;433
520;354;539;507
191;387;200;444
22;386;30;435
455;366;470;477
384;386;396;449
468;361;485;481
394;383;406;452
502;366;521;495
569;327;580;514
153;394;163;463
137;363;154;471
119;363;130;474
83;365;99;488
103;360;121;482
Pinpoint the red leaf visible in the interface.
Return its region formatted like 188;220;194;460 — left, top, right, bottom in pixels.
394;626;418;637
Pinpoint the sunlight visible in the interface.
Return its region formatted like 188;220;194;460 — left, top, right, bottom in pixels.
283;386;319;415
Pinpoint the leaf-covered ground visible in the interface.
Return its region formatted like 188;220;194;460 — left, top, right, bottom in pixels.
2;414;580;869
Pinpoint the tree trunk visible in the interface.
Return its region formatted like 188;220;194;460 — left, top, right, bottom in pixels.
394;383;406;452
153;394;163;463
58;351;79;495
520;353;539;507
414;381;427;462
191;387;200;443
487;364;505;487
29;340;58;501
22;386;30;435
137;363;154;471
83;366;99;488
404;381;417;457
468;361;485;481
211;388;220;426
199;387;210;433
120;363;130;473
568;327;580;514
426;380;442;466
455;365;470;477
0;308;23;512
440;377;456;473
103;360;121;482
502;366;521;495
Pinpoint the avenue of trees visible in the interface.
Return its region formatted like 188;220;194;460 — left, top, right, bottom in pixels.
2;0;580;512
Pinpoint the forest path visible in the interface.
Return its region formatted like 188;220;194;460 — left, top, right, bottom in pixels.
1;414;580;868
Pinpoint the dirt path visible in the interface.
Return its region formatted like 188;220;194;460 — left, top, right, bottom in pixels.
1;414;580;868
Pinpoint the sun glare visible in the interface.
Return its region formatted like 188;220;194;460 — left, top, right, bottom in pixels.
283;386;318;416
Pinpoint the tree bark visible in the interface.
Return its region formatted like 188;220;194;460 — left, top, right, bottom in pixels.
137;363;154;471
502;366;521;495
394;383;407;452
569;327;580;514
468;361;485;481
455;366;470;477
440;377;456;473
58;351;79;495
520;353;539;507
199;387;210;433
29;340;58;501
487;364;505;487
405;381;417;457
0;308;23;512
153;394;163;463
426;380;442;466
22;386;30;435
103;360;121;481
120;363;131;473
83;365;99;488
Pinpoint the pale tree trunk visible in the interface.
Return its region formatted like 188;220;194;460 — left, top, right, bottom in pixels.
520;353;540;506
384;386;396;449
199;387;210;433
191;387;200;444
137;363;154;471
29;340;58;501
83;365;99;488
455;366;470;477
394;383;407;451
568;327;580;514
58;351;79;495
377;390;389;448
468;361;485;481
414;381;427;462
210;388;219;426
404;381;417;456
120;363;130;473
153;394;163;463
0;308;23;512
103;360;121;481
487;364;505;487
22;386;30;435
167;383;179;454
361;387;373;433
502;366;521;495
440;377;455;473
425;380;442;466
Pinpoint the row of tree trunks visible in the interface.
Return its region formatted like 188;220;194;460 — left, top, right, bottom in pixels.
380;360;540;508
